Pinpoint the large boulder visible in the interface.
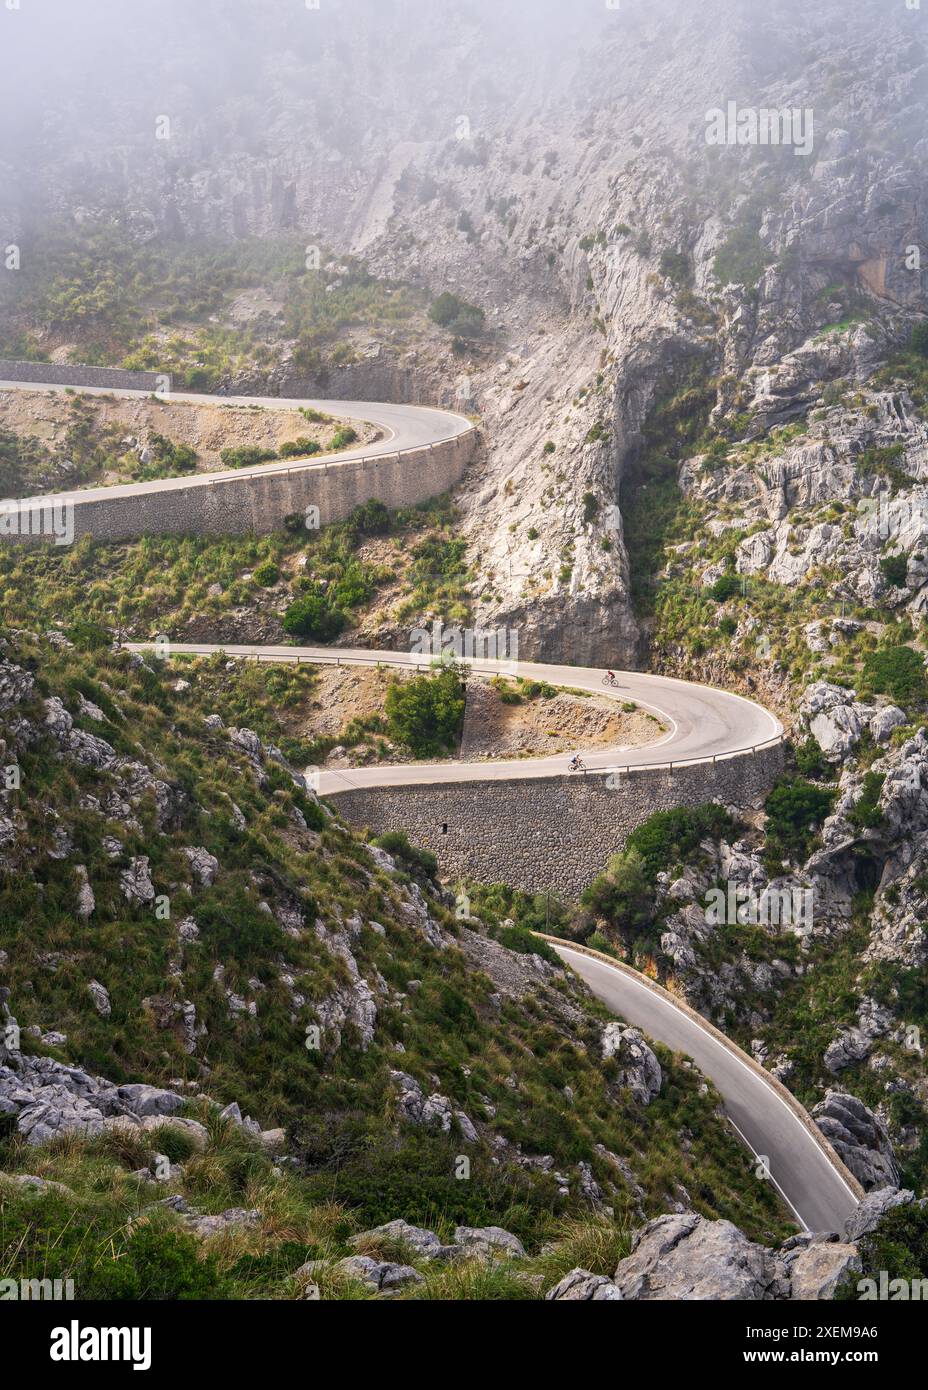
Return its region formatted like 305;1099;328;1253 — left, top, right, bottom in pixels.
349;1219;462;1263
115;1083;186;1117
0;658;36;711
787;1241;861;1300
87;980;111;1018
183;846;219;887
453;1226;526;1260
812;1091;900;1190
601;1023;662;1104
799;683;866;761
843;1186;916;1243
16;1091;107;1146
614;1214;775;1300
823;1000;892;1074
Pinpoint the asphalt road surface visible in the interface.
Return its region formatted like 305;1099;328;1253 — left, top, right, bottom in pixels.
12;373;841;1233
0;379;474;507
125;642;783;793
553;944;861;1233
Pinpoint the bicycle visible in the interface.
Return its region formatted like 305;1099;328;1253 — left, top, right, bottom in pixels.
602;672;619;687
568;757;587;773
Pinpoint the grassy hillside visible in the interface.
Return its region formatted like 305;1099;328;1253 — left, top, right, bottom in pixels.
0;628;790;1299
0;497;472;648
0;224;426;386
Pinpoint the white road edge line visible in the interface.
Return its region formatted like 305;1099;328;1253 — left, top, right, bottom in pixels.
554;944;861;1227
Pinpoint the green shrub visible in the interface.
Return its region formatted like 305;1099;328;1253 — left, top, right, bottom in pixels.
856;443;910;491
142;432;198;479
2;1194;228;1299
428;292;485;338
910;323;928;359
253;561;280;587
371;830;438;881
582;492;599;525
861;645;927;706
712;219;772;287
659;248;692;287
330;561;373;610
464;882;571;939
763;777;836;866
195;893;283;968
220;446;278;469
837;1202;928;1295
279;437;321;458
847;772;886;831
710;573;741;603
625;803;735;879
880;554;909;589
385;665;465;756
282;590;347;641
794;737;831;781
293;1115;554;1240
331;427;359;450
497;925;559;964
348;498;391;536
66;620;112;651
581;848;655;941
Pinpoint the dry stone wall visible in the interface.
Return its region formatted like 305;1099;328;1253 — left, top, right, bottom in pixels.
327;742;785;898
0;359;170;392
2;432;476;545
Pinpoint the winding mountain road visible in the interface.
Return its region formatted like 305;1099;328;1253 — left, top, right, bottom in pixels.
545;942;863;1232
1;375;859;1232
125;641;783;793
130;640;857;1229
0;379;474;508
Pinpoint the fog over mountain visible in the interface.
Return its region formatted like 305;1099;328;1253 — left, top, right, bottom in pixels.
8;0;919;662
1;0;928;1328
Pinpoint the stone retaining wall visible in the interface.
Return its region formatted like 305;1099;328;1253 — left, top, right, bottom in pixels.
0;359;171;393
327;742;785;898
2;432;476;544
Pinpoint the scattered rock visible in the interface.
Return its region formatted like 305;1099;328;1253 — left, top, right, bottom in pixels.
119;856;155;905
184;1207;261;1238
453;1225;526;1260
74;865;95;919
87;980;111;1017
601;1022;662;1104
812;1091;900;1190
545;1267;623;1301
333;1254;424;1293
350;1219;462;1262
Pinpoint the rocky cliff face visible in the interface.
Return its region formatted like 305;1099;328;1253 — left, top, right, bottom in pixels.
4;0;924;663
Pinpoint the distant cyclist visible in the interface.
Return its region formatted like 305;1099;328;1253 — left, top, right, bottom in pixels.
569;755;586;773
603;670;618;687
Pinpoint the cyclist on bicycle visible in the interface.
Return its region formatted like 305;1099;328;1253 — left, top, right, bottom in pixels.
569;755;585;772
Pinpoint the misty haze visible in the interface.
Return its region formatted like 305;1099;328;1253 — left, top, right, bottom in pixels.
0;0;926;1342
